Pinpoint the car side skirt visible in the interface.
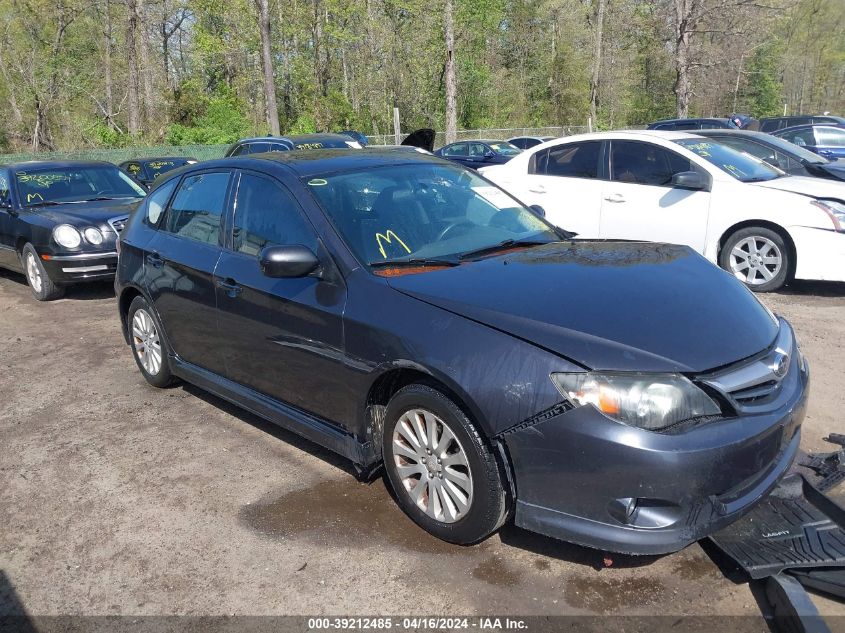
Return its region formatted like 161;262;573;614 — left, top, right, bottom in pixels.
171;356;375;467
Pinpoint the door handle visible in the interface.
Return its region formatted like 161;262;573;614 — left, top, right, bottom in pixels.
216;278;243;298
528;185;546;194
146;252;164;268
603;193;626;203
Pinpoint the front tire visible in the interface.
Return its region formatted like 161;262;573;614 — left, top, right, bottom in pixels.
21;243;64;301
382;384;508;544
127;295;174;388
719;226;790;292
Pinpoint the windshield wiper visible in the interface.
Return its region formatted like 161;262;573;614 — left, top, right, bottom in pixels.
369;257;459;268
27;200;65;207
458;238;555;261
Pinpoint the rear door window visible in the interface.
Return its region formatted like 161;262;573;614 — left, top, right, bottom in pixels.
535;142;601;179
162;172;231;246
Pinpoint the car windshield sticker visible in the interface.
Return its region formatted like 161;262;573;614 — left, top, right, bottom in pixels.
472;186;516;210
149;161;176;170
307;178;328;186
375;230;411;258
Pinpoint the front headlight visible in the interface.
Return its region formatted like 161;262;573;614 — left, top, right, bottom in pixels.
83;227;103;245
812;199;845;232
551;372;721;431
53;224;82;248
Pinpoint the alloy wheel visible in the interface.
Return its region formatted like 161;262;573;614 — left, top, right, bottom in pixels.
25;252;43;293
391;408;473;523
132;308;162;376
728;236;783;286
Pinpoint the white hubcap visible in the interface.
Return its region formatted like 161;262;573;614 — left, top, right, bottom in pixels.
25;252;42;293
132;309;162;375
391;408;473;523
729;236;782;285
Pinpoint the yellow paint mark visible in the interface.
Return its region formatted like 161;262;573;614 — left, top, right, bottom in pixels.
375;230;411;258
26;193;44;202
307;178;328;186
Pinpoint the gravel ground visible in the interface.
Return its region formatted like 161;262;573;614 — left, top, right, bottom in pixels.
1;268;844;625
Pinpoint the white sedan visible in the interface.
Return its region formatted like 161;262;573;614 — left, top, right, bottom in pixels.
479;130;845;291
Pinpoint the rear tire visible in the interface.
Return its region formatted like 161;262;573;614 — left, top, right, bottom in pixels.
127;295;174;388
382;383;508;544
21;243;64;301
719;226;790;292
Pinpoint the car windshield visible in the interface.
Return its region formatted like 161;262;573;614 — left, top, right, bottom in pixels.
487;142;521;156
146;159;191;179
674;139;783;182
15;166;146;206
305;162;559;266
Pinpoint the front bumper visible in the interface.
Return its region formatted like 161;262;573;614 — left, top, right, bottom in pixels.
789;225;845;282
41;251;118;283
502;347;809;555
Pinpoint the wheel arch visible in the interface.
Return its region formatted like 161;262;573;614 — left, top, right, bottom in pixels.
718;220;797;280
118;285;146;344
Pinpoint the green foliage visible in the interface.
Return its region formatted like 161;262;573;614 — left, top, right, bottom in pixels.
165;88;253;144
743;43;784;118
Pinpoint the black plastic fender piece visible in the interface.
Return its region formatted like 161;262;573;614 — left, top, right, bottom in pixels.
763;574;831;633
709;475;845;579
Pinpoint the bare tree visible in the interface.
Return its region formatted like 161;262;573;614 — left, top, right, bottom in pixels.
589;0;606;125
444;0;457;144
126;0;141;135
255;0;280;134
138;0;156;131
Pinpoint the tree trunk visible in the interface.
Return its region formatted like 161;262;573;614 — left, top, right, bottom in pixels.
138;0;155;130
673;0;694;118
589;0;606;125
444;0;457;144
126;0;141;135
103;0;115;128
255;0;280;135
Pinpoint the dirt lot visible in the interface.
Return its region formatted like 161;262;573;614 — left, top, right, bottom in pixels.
1;267;844;623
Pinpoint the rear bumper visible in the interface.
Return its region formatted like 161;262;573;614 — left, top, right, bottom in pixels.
503;358;809;555
41;251;118;283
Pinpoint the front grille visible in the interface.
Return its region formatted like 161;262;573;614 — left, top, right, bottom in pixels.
108;216;128;234
700;322;794;413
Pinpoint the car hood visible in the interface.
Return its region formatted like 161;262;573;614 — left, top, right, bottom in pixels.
33;198;142;226
386;241;779;373
752;175;845;200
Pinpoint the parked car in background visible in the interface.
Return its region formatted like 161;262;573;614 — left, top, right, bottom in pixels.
434;140;521;169
119;157;197;189
696;129;845;182
507;136;555;150
116;149;807;554
479;130;845;291
225;133;362;156
647;118;738;131
772;125;845;160
728;113;758;130
0;161;145;300
759;115;845;133
337;130;369;146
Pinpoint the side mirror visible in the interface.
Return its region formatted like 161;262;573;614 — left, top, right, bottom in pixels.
529;204;546;217
670;171;708;191
259;244;320;278
483;150;495;159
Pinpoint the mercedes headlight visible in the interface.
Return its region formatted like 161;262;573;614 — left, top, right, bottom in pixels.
551;372;721;431
812;199;845;232
53;224;82;248
83;227;103;245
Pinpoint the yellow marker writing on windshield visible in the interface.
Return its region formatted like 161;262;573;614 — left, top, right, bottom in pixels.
375;230;411;258
26;193;44;202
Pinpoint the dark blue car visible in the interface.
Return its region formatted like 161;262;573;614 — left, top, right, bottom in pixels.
647;118;739;131
773;124;845;160
225;133;361;157
0;160;145;300
115;149;807;553
434;140;521;169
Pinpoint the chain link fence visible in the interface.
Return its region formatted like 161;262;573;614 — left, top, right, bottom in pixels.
0;127;593;164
